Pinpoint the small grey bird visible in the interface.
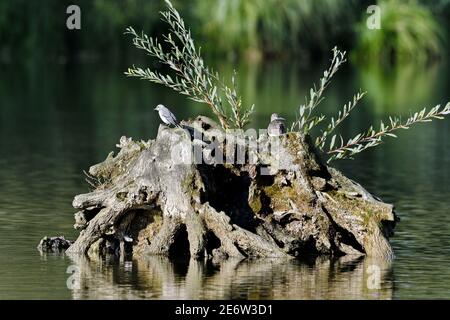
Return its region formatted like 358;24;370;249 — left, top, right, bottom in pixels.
267;113;286;136
154;104;182;128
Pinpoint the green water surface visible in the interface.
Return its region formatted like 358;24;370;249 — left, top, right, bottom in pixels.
1;59;450;299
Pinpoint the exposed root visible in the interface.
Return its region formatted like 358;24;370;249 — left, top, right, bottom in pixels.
67;205;126;254
185;210;207;258
145;217;184;255
199;203;289;258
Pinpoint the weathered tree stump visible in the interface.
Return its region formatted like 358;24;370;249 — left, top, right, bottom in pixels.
66;116;398;260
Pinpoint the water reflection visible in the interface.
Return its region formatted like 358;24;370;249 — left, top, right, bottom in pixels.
67;255;393;300
357;62;441;116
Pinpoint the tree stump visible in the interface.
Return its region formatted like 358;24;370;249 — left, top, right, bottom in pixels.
66;116;398;260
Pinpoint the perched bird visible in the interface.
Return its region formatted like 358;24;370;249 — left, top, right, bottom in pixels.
267;113;286;136
154;104;182;128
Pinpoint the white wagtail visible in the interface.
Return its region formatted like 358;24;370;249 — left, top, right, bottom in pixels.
267;113;286;136
154;104;182;128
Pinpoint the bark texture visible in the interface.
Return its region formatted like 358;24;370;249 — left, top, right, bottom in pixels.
66;116;398;259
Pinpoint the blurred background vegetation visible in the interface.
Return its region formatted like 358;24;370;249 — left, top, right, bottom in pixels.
0;0;449;65
2;1;450;300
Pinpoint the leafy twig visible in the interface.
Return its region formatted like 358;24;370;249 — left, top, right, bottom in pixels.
224;71;255;129
291;47;346;134
326;103;450;163
316;90;366;150
125;0;253;129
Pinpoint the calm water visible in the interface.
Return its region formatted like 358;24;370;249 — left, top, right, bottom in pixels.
0;58;450;299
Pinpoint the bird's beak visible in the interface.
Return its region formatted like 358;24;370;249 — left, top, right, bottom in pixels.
154;107;158;111
277;117;286;121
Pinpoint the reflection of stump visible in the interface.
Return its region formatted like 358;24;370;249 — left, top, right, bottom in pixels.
67;255;394;300
66;116;397;259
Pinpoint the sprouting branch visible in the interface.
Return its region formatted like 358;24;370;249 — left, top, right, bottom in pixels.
291;47;346;134
289;47;450;163
326;103;450;163
224;71;255;129
125;0;253;129
316;90;366;150
125;2;450;162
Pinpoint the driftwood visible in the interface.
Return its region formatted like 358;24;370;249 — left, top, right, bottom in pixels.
65;116;398;259
38;236;73;252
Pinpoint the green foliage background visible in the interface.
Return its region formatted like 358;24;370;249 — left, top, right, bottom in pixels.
0;0;449;64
